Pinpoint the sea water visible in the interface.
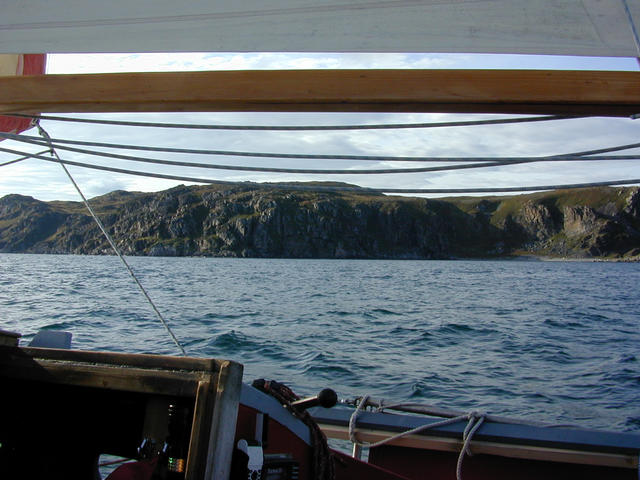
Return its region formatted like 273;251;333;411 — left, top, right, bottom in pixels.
1;254;639;432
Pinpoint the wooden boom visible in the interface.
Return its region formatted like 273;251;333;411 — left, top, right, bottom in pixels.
1;69;640;116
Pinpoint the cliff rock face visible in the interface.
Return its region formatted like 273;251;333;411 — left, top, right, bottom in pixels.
1;185;639;259
484;187;640;258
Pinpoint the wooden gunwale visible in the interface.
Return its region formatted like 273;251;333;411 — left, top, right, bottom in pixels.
1;69;639;116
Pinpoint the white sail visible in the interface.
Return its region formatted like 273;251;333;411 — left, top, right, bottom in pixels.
1;0;639;57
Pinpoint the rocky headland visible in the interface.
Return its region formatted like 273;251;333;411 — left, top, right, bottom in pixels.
1;184;639;260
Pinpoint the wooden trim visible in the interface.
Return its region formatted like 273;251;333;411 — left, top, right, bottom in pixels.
0;329;20;347
187;380;214;480
18;346;220;372
1;69;639;116
205;360;244;480
320;424;639;469
1;355;205;396
0;345;224;396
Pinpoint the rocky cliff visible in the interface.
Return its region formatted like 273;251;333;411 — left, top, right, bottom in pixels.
1;184;639;259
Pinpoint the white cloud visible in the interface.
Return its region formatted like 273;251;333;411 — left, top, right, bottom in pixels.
46;52;464;73
45;52;640;74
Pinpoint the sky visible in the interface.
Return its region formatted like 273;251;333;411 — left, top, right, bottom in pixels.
1;52;639;201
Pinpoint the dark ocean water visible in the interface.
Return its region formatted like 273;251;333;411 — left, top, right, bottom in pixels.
2;254;640;432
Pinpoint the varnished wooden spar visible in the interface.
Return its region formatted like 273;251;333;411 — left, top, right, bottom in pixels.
1;69;640;116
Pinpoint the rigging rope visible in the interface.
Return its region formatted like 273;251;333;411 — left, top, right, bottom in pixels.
0;149;50;167
34;124;187;357
3;131;640;164
3;132;640;176
7;113;582;131
0;135;512;174
366;398;559;427
1;145;639;194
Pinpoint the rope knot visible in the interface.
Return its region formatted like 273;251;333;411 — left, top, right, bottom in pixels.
348;394;370;444
34;121;55;156
456;411;486;479
462;411;485;456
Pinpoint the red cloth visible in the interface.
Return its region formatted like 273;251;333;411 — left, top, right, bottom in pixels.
0;53;47;136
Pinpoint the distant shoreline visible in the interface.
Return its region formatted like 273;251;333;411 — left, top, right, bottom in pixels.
1;251;639;262
509;253;640;263
1;185;638;259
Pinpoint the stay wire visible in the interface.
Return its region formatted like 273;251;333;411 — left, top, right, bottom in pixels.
2;145;639;194
0;149;51;167
3;133;640;176
4;131;640;164
0;131;525;163
7;113;581;131
34;123;187;357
